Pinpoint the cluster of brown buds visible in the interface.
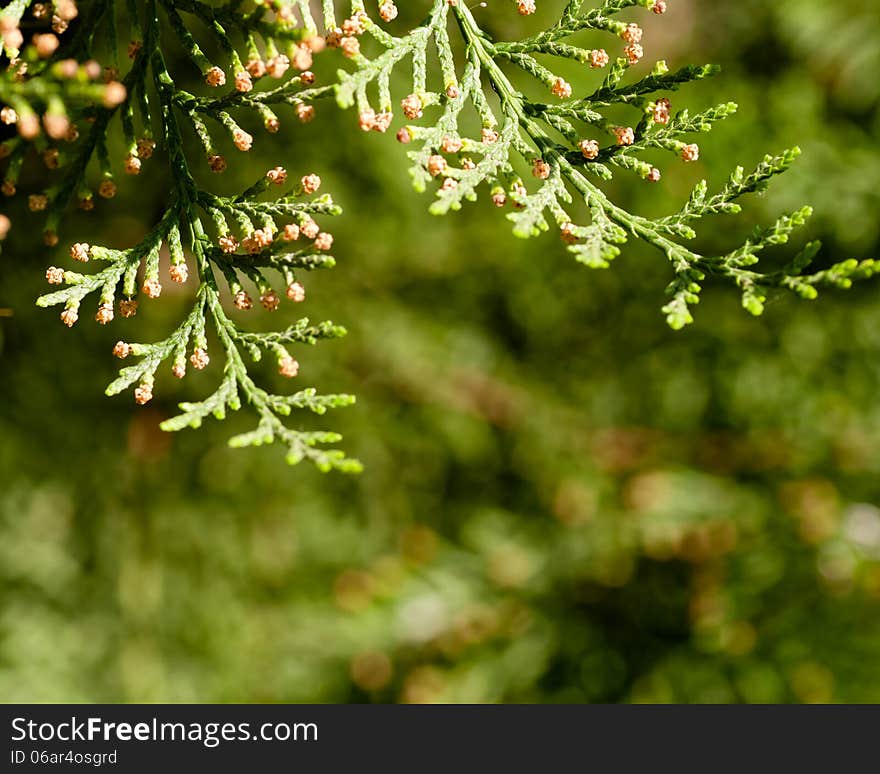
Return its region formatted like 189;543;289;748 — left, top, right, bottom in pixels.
214;168;332;313
567;8;692;187
1;16;125;142
620;23;642;65
1;0;78;54
378;2;399;22
507;2;667;82
0;2;134;245
325;5;412;133
326;10;369;60
358;109;393;133
530;7;667;102
573;92;696;188
204;29;325;93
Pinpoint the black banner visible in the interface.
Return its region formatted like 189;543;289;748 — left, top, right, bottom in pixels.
3;705;878;771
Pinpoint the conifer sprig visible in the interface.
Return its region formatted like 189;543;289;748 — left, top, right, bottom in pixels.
318;0;876;328
2;0;361;471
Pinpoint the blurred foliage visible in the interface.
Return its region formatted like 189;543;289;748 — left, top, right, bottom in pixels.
1;0;879;703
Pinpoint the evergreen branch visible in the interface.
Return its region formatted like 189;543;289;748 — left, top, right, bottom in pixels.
5;0;360;471
2;0;876;470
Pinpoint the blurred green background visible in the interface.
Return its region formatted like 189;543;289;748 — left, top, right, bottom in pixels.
1;0;879;703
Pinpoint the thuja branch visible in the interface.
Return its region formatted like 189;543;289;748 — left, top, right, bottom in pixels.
2;0;360;471
314;0;877;328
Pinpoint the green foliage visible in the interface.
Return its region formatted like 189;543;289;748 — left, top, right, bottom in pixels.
2;0;361;471
1;0;879;705
0;0;876;468
326;0;877;329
